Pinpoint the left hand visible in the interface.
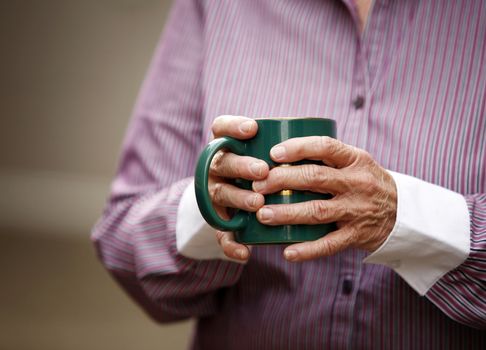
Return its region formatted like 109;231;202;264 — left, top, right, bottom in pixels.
217;136;397;262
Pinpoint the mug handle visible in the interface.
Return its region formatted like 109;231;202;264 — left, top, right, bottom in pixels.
194;137;248;231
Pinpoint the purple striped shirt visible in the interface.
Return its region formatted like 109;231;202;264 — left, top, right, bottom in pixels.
92;0;486;348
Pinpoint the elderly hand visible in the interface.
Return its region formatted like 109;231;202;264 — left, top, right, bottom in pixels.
250;136;397;262
208;115;268;261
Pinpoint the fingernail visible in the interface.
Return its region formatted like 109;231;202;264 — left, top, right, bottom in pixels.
247;194;259;208
271;146;286;160
284;249;298;261
259;207;273;221
252;180;266;192
235;248;247;259
250;162;264;177
239;121;254;134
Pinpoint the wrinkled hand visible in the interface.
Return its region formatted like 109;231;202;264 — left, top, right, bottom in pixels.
208;115;268;260
250;136;397;262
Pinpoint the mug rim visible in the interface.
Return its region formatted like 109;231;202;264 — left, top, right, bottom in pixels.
253;116;334;121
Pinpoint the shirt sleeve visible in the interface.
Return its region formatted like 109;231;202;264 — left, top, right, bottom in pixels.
91;0;244;323
365;171;486;329
426;193;486;329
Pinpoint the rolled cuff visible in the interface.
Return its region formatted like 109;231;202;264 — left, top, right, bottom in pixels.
176;179;243;263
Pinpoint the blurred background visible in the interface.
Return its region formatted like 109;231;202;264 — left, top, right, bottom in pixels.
0;1;194;349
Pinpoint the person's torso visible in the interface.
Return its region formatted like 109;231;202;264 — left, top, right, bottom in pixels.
193;1;486;348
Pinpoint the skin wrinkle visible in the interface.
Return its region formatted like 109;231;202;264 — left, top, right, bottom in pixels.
208;118;267;223
209;151;226;176
254;164;346;195
208;116;398;261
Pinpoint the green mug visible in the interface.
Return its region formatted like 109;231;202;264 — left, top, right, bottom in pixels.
194;117;337;244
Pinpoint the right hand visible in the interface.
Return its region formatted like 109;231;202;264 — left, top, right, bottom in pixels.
209;115;269;261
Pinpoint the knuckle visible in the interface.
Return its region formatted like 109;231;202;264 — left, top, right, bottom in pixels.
210;182;225;203
313;239;332;256
339;173;354;192
356;148;374;165
348;168;373;187
347;228;360;248
308;200;327;223
309;244;322;257
319;135;333;147
277;205;296;223
356;173;378;192
320;136;343;162
301;164;321;187
346;231;356;245
277;205;291;221
271;167;286;186
340;203;354;219
209;151;226;174
362;172;375;185
321;238;338;254
320;136;337;153
357;148;371;159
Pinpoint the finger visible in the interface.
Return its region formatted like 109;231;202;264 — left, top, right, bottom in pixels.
270;136;362;168
256;199;351;225
210;181;264;212
283;227;353;262
212;115;258;139
214;202;231;220
216;230;250;261
210;151;269;180
252;163;345;195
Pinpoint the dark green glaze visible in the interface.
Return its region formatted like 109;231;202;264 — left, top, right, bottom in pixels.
194;118;337;244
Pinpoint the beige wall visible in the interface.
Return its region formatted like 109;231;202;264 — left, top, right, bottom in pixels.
0;0;174;233
0;0;170;177
0;1;193;349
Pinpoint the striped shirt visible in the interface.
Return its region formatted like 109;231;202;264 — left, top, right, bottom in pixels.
92;0;486;348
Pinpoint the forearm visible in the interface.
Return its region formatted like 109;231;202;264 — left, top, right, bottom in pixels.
92;177;244;322
91;0;246;322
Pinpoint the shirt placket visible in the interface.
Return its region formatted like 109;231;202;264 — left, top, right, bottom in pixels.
339;0;371;151
327;2;372;349
347;42;369;150
328;250;363;349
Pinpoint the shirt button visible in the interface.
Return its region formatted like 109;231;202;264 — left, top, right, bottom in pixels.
353;95;365;109
342;279;353;295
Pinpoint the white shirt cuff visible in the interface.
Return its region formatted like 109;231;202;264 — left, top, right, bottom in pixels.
364;170;470;295
176;179;243;263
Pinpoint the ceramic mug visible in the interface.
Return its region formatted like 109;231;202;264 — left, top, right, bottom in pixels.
194;117;337;244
